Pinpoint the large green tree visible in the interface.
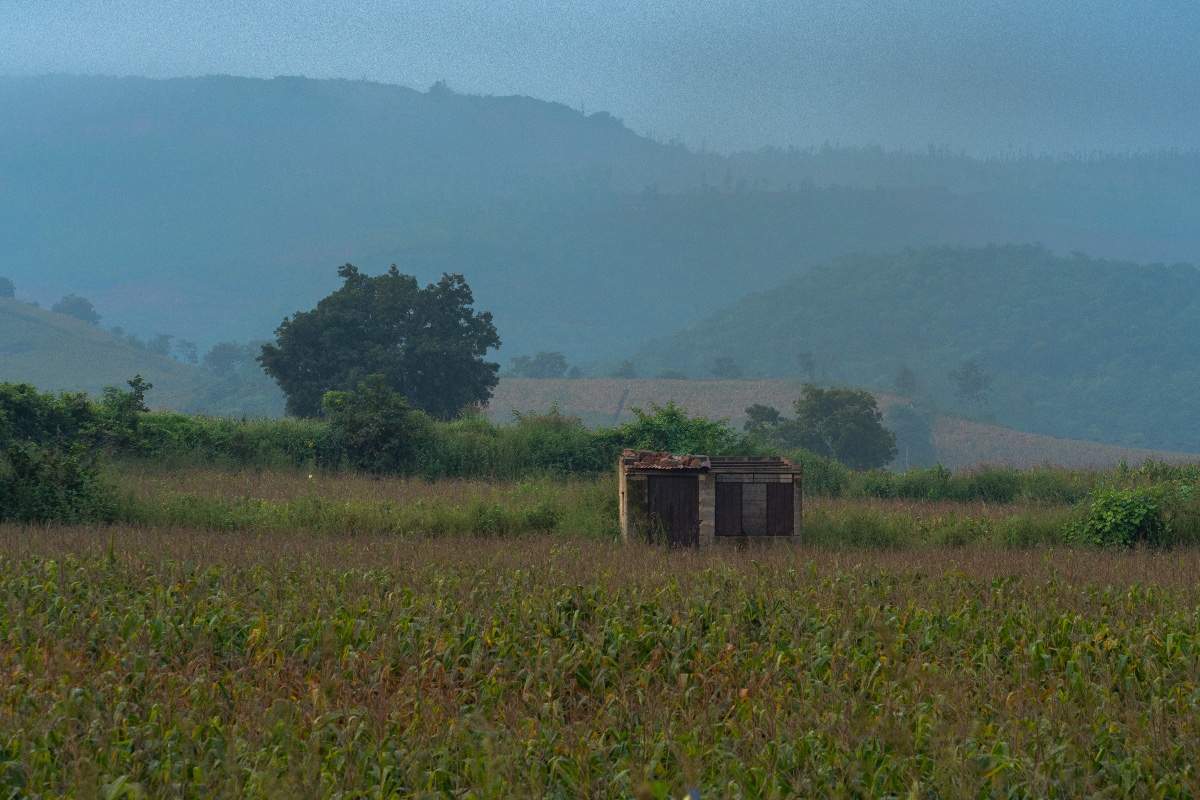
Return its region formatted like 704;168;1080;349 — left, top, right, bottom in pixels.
259;265;500;418
782;385;897;469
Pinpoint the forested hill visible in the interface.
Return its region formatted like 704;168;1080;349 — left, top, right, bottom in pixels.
3;75;1200;362
632;246;1200;453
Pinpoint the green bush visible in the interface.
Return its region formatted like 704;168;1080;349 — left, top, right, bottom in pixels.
786;449;850;497
609;402;749;456
0;443;115;523
322;375;434;473
0;383;118;523
1067;488;1168;548
847;464;1093;504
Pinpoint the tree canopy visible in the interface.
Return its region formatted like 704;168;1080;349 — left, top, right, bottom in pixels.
259;265;500;419
746;386;897;470
509;352;568;378
51;294;100;325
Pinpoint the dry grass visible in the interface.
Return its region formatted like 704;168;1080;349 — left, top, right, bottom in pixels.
114;462;601;504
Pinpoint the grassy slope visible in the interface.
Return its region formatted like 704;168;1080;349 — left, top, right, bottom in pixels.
0;297;206;408
488;377;1196;469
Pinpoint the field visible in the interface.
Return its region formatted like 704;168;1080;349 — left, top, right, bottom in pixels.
2;465;1200;796
489;378;1199;470
103;465;1087;547
4;527;1200;797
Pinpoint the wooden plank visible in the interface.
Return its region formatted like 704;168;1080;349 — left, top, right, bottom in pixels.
647;475;699;548
742;483;767;535
766;481;794;536
715;482;743;536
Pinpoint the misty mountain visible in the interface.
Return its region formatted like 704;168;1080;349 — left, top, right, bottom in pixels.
633;245;1200;452
3;74;1199;364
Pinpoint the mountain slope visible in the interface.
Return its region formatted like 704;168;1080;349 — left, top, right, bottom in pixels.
3;75;1200;364
632;246;1200;452
0;298;206;406
0;298;283;414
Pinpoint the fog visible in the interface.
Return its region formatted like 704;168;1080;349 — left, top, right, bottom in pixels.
4;0;1199;153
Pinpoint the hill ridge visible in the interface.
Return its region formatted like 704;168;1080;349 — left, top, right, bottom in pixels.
4;74;1200;363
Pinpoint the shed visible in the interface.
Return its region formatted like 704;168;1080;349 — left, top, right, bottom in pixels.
618;449;802;547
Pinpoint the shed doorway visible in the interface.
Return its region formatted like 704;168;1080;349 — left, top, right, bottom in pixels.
647;475;699;548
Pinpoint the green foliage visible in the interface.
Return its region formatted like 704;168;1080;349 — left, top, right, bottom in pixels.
320;375;433;473
609;402;747;456
0;382;96;446
634;245;1200;453
117;471;613;539
259;264;500;419
133;414;334;469
95;376;152;451
0;443;115;523
1067;488;1168;548
743;403;783;435
846;464;1100;504
202;341;258;375
785;448;850;497
0;383;115;522
750;387;896;470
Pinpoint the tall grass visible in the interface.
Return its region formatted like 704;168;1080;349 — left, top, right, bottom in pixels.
110;464;619;539
104;461;1200;548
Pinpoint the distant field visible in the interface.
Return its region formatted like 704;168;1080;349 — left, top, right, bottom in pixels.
4;529;1200;796
489;378;1198;469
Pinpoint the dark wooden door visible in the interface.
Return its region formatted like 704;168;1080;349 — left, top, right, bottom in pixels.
715;482;743;536
766;481;794;536
647;475;699;548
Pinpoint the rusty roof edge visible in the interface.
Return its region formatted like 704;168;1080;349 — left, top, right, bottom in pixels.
620;449;711;470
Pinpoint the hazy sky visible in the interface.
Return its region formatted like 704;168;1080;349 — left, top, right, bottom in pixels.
3;0;1199;153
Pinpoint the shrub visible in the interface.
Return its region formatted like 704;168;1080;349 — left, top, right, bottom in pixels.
787;449;850;497
1067;488;1167;548
0;443;115;523
321;375;434;473
610;402;748;456
0;383;116;523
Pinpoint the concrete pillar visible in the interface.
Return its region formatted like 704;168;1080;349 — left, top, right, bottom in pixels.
698;473;715;547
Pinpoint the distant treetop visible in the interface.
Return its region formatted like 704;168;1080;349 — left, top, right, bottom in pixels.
510;352;569;379
51;294;100;325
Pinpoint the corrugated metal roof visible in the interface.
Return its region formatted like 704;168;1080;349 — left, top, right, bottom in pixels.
709;456;794;467
620;449;711;471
